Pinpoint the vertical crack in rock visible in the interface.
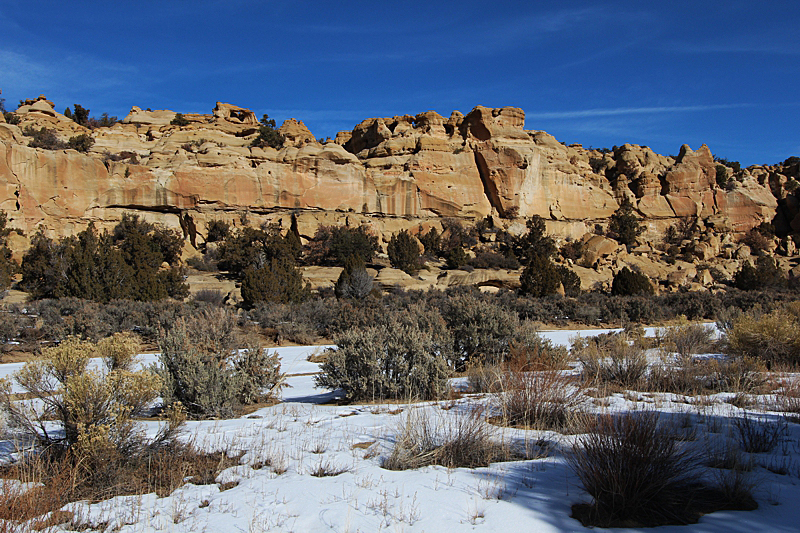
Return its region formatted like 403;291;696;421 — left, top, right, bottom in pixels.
473;149;506;218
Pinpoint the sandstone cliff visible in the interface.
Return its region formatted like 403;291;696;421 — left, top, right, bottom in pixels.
0;97;795;264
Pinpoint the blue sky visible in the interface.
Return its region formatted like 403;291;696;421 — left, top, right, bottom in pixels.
0;0;797;166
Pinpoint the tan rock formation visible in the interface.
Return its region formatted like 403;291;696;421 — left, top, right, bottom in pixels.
278;119;315;146
0;100;790;271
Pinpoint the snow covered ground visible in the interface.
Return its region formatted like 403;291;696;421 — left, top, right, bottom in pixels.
3;327;800;532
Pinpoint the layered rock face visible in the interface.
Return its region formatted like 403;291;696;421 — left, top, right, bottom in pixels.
0;98;790;257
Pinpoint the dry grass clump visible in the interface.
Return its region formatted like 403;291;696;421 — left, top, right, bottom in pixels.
733;414;788;453
646;355;766;395
383;407;517;470
574;334;648;389
661;320;715;358
0;438;241;528
494;370;585;431
466;338;567;394
568;411;756;527
568;411;702;527
775;377;800;414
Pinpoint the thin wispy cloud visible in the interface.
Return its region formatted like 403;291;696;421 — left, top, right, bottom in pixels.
666;41;800;55
526;104;754;120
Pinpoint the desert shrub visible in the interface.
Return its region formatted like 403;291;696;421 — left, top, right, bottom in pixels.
21;218;187;302
334;254;374;299
568;412;704;527
170;112;189;126
216;225;299;278
734;257;785;290
0;211;16;291
156;309;283;418
466;326;569;394
574;334;648;388
558;265;581;296
726;306;800;368
440;218;477;254
715;164;730;188
304;224;379;266
191;288;227;307
512;216;557;263
495;370;585;430
23;126;66;150
418;227;442;257
519;254;561;297
607;198;644;247
444;245;468;269
740;228;770;254
315;316;451;402
560;239;584;261
250;114;284;148
205;219;230;242
383;407;513;470
439;291;518;369
611;267;654;296
388;229;422;274
468;250;520;270
187;253;219;272
511;322;570;370
68;104;90;126
241;257;310;307
0;335;164;449
66;133;94;152
662;320;715;358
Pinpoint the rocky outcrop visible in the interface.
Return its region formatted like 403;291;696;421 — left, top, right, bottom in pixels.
0;99;791;263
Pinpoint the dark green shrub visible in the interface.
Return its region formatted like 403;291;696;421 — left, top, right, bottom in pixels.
170;112;189;126
315;317;451;402
418;227;442;257
240;257;310;307
445;246;468;269
388;229;422;274
512;216;557;263
740;228;770;254
21;219;187;302
335;255;373;299
558;265;581;296
608;198;644;247
23;126;66;150
304;225;379;266
560;239;584;261
734;257;785;290
70;104;90;126
0;211;16;290
611;267;654;296
468;250;520;270
250;114;285;149
67;134;94;152
520;254;561;297
217;226;299;278
205;219;230;243
715;164;729;188
440;218;477;254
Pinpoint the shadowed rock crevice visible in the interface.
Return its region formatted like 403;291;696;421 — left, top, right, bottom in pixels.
474;149;506;218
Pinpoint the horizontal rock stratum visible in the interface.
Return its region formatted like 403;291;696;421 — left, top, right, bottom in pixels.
1;97;797;259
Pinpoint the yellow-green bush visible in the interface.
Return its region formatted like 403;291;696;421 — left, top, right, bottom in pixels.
0;334;164;451
726;305;800;368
